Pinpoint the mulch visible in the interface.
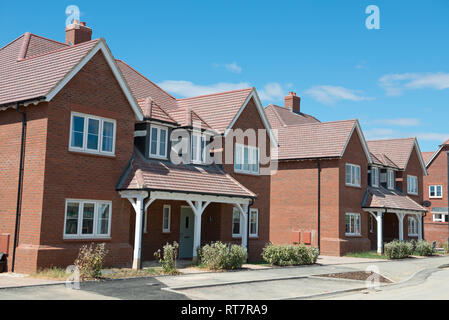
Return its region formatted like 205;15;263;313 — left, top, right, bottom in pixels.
316;271;392;283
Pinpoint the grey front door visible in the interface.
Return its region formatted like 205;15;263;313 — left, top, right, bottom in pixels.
179;207;194;259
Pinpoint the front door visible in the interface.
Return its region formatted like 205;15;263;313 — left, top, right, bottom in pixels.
179;207;194;259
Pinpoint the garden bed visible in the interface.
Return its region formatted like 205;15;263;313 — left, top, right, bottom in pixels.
316;271;392;283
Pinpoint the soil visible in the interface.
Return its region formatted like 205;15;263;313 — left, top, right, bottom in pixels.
316;271;392;283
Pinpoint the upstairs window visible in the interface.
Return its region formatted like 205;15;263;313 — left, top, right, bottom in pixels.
429;185;443;198
191;133;207;164
371;167;379;187
345;163;361;187
70;113;116;155
234;144;259;174
387;170;395;190
407;175;418;195
149;125;168;159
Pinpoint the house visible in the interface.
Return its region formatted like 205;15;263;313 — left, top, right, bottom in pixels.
266;93;427;255
422;140;449;245
0;22;275;272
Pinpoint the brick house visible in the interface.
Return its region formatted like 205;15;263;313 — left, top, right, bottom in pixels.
422;140;449;245
266;93;428;255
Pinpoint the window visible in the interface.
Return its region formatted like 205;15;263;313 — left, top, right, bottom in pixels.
369;215;374;233
387;170;395;190
234;144;259;174
191;133;207;163
64;199;111;238
162;205;171;233
149;125;168;159
371;167;379;187
407;175;418;195
232;208;241;237
408;217;418;236
69;113;116;155
345;213;361;236
249;209;258;237
429;185;443;198
433;213;448;222
345;164;361;187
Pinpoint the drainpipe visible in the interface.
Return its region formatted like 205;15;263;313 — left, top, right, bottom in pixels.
11;102;27;273
246;198;254;263
317;160;321;251
447;151;449;244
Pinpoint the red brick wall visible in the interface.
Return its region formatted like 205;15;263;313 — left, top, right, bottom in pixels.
423;145;449;245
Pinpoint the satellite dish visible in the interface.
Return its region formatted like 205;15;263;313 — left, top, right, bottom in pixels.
422;201;431;208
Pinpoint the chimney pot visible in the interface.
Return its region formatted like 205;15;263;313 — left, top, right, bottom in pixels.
65;20;92;45
285;92;301;114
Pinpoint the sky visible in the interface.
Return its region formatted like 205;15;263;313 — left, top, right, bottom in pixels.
1;0;448;151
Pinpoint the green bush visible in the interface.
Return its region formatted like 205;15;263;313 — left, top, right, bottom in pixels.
384;240;413;259
443;241;449;254
154;242;179;274
74;243;108;279
415;240;434;256
261;243;319;266
200;242;247;270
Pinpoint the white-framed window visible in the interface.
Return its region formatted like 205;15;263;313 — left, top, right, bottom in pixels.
371;167;379;187
64;199;112;239
387;169;395;190
232;208;241;237
345;163;361;187
432;211;448;222
234;144;259;175
407;175;418;195
191;132;207;164
69;112;116;156
162;205;171;233
408;217;418;236
369;215;374;233
149;125;168;159
249;208;258;237
345;213;361;236
429;185;443;198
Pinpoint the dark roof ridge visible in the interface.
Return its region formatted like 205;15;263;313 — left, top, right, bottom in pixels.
177;87;253;101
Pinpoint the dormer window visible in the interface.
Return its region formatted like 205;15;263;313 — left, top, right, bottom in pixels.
149;125;168;159
191;132;207;164
371;167;379;188
387;170;395;190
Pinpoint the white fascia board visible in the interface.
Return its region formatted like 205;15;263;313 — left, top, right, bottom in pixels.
45;39;144;121
149;191;251;205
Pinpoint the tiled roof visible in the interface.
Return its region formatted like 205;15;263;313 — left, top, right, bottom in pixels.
0;33;99;106
137;97;177;124
443;139;449;145
177;88;253;133
366;138;416;170
362;186;426;212
275;119;357;160
116;60;177;110
168;107;213;130
370;152;399;169
117;150;256;198
421;152;434;165
264;104;320;129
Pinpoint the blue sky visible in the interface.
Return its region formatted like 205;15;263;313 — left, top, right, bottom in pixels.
1;0;448;151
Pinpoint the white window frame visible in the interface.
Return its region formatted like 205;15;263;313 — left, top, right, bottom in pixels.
345;163;361;187
234;143;259;175
149;124;168;159
407;175;418;195
69;112;116;156
191;132;207;164
162;205;171;233
432;212;448;222
387;169;395;190
371;167;379;188
249;208;259;238
429;185;443;199
345;212;361;236
408;217;418;236
232;208;242;238
63;199;112;239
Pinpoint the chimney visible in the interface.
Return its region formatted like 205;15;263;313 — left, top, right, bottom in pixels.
285;92;301;114
65;20;92;45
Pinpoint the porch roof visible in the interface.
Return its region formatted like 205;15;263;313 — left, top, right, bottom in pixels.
117;150;256;199
362;186;427;213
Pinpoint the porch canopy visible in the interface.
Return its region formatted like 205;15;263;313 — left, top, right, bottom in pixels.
362;186;427;254
117;152;256;269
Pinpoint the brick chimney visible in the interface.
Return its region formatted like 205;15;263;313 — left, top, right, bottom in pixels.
285;92;301;114
65;20;92;45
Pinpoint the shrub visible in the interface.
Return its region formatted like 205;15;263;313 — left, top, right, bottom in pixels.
261;243;319;266
443;241;449;254
415;240;434;256
74;243;108;280
384;240;413;259
154;242;179;274
200;242;247;270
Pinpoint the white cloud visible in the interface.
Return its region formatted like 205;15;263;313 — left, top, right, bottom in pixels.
158;80;250;98
225;62;242;74
372;118;421;126
258;82;286;102
415;132;449;141
305;85;373;105
379;72;449;96
364;128;449;142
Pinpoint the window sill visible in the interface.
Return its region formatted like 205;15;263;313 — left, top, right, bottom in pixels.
429;197;443;199
162;231;171;234
68;149;116;158
234;171;260;177
63;237;111;241
345;234;361;237
149;155;168;161
345;184;361;189
407;192;419;196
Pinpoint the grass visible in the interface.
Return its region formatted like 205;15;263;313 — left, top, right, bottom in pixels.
345;251;388;259
30;267;70;280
